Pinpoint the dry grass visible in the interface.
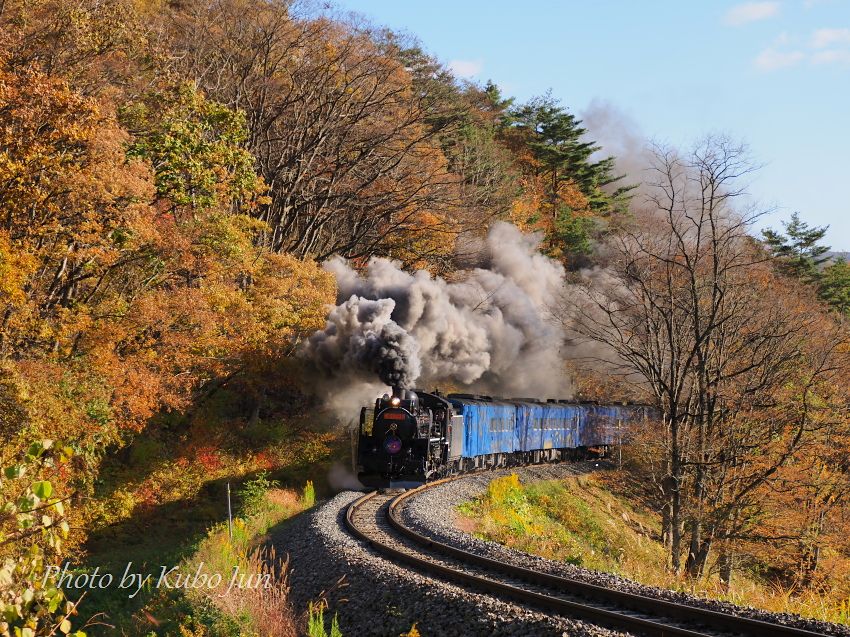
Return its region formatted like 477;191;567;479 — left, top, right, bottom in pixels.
217;545;297;637
267;488;302;511
185;487;306;636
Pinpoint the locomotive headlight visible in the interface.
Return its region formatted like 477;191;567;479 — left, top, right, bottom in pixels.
390;397;401;406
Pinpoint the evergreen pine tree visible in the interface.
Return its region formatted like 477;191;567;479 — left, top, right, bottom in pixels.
508;93;634;217
818;258;850;316
761;212;831;281
762;213;850;315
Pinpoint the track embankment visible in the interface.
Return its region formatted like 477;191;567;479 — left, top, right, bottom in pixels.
272;463;848;637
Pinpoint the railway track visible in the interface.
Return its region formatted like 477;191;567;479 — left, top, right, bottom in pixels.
345;478;829;637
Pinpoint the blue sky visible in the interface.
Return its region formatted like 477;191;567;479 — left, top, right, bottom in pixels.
334;0;850;250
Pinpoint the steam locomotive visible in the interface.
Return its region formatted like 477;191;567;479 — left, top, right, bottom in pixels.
356;386;652;482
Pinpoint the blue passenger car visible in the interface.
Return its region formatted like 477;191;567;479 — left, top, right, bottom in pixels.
449;398;518;458
515;401;544;452
541;403;578;450
447;396;646;459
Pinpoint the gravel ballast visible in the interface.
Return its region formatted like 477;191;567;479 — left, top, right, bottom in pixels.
270;486;623;636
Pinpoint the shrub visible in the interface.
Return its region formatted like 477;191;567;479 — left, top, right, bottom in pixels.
0;440;86;637
307;603;341;637
302;480;315;509
127;437;164;468
238;472;280;518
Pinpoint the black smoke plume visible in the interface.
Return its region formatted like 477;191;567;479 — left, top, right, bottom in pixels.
300;223;570;405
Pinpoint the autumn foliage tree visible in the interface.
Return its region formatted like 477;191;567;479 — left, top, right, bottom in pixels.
0;56;334;477
504;93;633;265
154;1;460;268
566;138;850;584
0;0;523;520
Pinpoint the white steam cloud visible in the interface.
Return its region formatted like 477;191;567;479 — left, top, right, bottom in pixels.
300;223;570;404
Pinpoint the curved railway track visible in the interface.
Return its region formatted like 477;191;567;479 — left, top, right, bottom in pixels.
345;477;829;637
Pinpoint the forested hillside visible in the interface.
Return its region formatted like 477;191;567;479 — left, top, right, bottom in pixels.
0;1;635;633
0;0;630;465
1;0;849;635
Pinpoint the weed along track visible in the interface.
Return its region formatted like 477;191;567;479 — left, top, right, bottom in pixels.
345;473;833;637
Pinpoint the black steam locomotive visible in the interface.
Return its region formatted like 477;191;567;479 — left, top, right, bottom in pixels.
356;386;651;482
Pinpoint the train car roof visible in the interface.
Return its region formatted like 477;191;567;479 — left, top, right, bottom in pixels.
445;393;655;409
446;394;520;407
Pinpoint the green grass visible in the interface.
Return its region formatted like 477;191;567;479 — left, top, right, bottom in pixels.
458;472;666;574
459;472;850;625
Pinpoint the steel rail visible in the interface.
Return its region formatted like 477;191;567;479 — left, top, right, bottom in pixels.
345;476;829;637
